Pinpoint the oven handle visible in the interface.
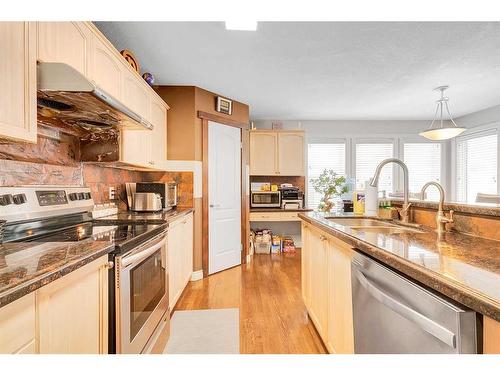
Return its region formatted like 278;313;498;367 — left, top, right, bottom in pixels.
121;235;167;268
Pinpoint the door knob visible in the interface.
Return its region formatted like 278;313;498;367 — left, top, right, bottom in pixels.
210;204;220;208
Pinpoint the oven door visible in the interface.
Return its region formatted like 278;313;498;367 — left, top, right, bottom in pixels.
116;231;169;354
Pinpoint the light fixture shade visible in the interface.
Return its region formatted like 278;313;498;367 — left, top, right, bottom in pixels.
225;21;257;31
419;127;466;140
420;86;466;141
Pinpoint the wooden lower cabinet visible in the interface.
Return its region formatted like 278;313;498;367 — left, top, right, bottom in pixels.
325;236;354;354
301;221;355;354
0;255;109;354
484;316;500;354
168;212;194;311
0;293;36;354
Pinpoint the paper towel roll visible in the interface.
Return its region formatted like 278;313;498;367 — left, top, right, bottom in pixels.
365;179;378;216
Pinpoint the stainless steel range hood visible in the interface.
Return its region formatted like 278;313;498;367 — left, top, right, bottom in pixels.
37;62;153;134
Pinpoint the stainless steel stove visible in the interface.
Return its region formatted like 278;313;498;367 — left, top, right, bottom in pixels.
0;186;170;354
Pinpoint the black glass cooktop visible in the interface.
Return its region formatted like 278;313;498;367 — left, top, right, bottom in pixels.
6;218;167;254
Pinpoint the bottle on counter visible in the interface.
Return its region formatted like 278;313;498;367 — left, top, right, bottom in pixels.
365;178;378;217
353;190;365;215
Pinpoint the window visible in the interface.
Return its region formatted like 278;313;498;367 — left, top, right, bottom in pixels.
403;143;442;201
355;142;394;192
307;141;346;209
456;131;498;203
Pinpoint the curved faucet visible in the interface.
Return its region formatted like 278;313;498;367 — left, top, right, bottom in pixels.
420;181;454;234
370;158;411;222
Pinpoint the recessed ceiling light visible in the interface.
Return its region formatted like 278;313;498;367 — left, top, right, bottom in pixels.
225;21;257;31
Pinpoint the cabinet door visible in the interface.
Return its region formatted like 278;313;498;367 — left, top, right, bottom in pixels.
37;22;92;76
301;222;311;308
277;132;305;176
120;129;153;168
122;71;150;121
249;132;278;175
182;213;194;287
0;293;36;354
326;237;354;354
90;35;122;101
0;22;37;143
150;96;168;166
167;219;181;311
308;228;329;339
37;255;109;354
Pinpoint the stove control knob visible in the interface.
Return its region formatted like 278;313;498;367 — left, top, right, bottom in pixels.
69;193;78;201
12;193;27;205
0;194;14;206
84;192;92;200
77;192;85;200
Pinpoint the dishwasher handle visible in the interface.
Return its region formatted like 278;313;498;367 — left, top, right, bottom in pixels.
353;268;456;348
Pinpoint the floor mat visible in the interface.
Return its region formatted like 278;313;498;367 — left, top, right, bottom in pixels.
164;308;239;354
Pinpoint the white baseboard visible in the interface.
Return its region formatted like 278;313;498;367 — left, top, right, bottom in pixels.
190;270;204;281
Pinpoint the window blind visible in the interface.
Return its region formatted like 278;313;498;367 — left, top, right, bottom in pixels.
355;143;393;192
307;143;346;210
456;132;498;203
403;143;442;201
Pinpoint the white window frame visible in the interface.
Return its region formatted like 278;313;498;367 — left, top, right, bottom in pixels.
399;135;448;196
450;122;500;202
305;137;348;207
352;137;397;192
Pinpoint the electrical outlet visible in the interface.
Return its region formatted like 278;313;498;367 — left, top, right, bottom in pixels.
109;186;116;200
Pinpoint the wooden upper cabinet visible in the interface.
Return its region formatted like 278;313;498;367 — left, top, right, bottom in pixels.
0;22;37;143
122;70;151;122
249;132;278;175
278;132;305;176
249;131;305;176
150;96;168;166
120;129;153;168
37;22;91;76
90;35;122;101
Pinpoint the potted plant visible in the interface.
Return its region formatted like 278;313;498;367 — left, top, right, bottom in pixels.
310;170;348;212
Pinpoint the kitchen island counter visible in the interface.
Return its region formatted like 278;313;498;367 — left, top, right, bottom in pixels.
299;211;500;322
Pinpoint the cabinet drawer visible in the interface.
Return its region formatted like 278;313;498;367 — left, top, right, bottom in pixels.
249;211;301;222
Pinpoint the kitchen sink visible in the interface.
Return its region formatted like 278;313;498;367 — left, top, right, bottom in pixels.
349;226;423;234
326;217;424;234
326;218;398;227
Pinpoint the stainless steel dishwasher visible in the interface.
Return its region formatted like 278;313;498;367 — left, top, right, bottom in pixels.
351;251;477;354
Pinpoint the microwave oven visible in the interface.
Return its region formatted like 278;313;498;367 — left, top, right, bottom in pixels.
251;191;281;208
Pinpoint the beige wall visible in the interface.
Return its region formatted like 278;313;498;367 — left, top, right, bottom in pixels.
154;85;250;275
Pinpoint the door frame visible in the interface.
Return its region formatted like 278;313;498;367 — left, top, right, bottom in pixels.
198;111;249;277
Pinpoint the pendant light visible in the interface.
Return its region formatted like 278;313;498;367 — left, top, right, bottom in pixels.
419;86;466;140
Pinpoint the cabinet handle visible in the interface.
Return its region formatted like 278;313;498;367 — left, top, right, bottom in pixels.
105;261;114;269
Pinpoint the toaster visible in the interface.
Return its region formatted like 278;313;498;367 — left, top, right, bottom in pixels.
131;192;163;212
136;182;178;210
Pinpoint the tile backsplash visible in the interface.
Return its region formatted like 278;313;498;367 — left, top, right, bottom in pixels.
0;134;193;210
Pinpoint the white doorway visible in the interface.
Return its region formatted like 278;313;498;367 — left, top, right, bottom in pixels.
208;121;242;274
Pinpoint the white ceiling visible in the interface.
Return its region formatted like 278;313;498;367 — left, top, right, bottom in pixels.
95;22;500;120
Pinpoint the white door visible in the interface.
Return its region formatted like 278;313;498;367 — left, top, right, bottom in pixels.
208;121;242;274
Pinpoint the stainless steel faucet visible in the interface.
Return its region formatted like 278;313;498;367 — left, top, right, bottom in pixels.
420;181;454;234
370;158;411;223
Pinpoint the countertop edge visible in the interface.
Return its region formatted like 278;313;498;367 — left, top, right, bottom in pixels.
298;213;500;322
0;243;115;309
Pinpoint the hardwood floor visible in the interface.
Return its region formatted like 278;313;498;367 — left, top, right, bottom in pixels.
175;250;327;354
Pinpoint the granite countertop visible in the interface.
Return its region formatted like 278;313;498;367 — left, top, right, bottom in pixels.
250;207;313;213
298;211;500;322
0;239;114;308
94;207;194;224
